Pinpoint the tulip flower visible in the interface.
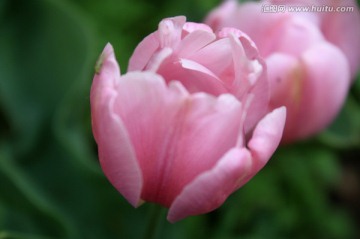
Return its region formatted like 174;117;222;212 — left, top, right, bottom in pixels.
90;43;286;222
205;0;355;143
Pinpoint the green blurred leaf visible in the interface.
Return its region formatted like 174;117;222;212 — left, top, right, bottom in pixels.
0;231;56;239
318;94;360;149
0;0;92;156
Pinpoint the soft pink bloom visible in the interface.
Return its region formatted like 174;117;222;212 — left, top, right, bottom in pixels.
90;43;286;222
270;0;360;78
205;0;355;143
128;16;269;132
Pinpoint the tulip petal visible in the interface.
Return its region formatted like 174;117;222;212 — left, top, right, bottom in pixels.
128;17;186;71
156;58;228;96
206;1;290;56
111;72;187;206
112;71;244;207
144;47;173;72
295;42;350;139
183;22;214;34
320;0;360;78
247;106;286;172
227;33;269;133
158;16;186;49
155;93;244;206
159;93;243;205
176;28;216;58
265;53;301;141
128;32;160;71
91;43;121;146
179;58;219;79
91;44;143;207
273;17;324;57
97;96;143;207
168;148;252;223
188;38;233;76
204;0;238;31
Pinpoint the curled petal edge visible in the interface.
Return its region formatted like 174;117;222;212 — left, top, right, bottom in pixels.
167;148;252;223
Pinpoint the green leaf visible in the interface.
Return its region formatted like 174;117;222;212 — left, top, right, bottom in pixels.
0;0;93;156
318;94;360;149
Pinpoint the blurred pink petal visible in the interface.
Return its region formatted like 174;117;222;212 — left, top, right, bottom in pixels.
319;0;360;78
267;43;350;142
269;0;360;77
293;42;350;140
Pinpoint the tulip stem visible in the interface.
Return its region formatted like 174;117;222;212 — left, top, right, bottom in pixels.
143;204;166;239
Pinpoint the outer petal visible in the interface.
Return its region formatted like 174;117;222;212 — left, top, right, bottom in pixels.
111;72;186;207
168;148;252;223
97;95;143;207
91;43;120;141
154;93;243;206
266;53;302;141
268;17;324;57
291;42;350;141
247;106;286;173
267;43;350;143
91;44;143;207
112;70;245;207
151;93;244;206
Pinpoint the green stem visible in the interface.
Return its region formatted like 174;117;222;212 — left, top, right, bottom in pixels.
143;204;166;239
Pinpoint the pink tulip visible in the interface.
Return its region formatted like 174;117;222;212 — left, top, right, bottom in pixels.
128;16;269;132
90;43;286;222
205;0;353;143
270;0;360;78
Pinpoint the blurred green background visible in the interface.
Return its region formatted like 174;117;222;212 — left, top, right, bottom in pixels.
1;0;360;238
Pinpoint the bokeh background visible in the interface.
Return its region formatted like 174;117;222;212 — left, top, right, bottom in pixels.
1;0;360;238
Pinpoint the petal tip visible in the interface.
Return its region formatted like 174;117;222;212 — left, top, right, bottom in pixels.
95;43;114;74
248;106;287;167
